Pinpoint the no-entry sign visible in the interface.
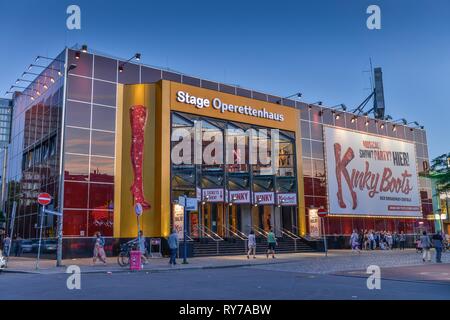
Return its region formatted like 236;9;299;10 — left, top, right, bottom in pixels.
318;207;328;218
37;193;52;206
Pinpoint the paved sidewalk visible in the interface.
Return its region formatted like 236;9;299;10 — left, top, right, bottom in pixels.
1;249;448;274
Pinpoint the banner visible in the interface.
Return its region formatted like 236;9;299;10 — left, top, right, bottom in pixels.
228;190;251;204
253;192;275;205
276;193;297;206
308;208;321;238
202;189;224;202
324;126;421;217
173;204;184;240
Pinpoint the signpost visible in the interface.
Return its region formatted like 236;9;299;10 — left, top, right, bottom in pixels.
34;193;63;269
135;203;143;264
178;196;198;264
36;193;52;269
318;207;328;257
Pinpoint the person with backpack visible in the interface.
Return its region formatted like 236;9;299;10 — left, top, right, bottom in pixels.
93;232;107;264
420;231;432;262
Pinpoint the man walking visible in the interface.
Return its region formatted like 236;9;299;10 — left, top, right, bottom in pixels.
168;229;178;266
2;234;11;257
399;231;406;250
432;231;443;263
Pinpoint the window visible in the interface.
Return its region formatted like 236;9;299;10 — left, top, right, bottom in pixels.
65;127;90;154
91;130;115;157
92;105;115;131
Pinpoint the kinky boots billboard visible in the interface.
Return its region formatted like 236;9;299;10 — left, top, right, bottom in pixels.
324;126;421;217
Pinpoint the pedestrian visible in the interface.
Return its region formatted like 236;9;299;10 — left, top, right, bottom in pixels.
399;231;406;250
420;231;432;262
350;229;361;253
14;234;22;257
368;231;375;250
2;234;11;257
266;228;277;259
432;231;443;263
136;230;148;264
168;228;178;266
93;232;107;264
247;230;256;259
386;232;393;250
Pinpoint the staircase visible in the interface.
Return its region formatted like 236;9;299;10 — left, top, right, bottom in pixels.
191;237;317;257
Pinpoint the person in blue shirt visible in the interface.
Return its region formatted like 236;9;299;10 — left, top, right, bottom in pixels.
168;229;179;266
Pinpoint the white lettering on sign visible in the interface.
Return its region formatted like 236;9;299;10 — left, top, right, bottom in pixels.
277;193;297;206
176;91;285;122
254;192;275;205
202;189;224;202
229;190;251;204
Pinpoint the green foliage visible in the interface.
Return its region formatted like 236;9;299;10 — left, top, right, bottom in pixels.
429;152;450;193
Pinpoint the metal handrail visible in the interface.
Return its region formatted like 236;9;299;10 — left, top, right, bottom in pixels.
280;228;301;240
229;225;249;240
179;233;194;242
252;226;268;239
199;224;224;241
223;225;247;240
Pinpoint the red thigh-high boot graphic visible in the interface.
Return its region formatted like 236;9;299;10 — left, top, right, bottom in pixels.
130;105;151;210
334;143;357;210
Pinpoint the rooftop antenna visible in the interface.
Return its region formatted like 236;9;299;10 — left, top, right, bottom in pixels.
352;58;385;120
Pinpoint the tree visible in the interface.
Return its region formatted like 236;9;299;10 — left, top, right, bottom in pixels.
429;152;450;194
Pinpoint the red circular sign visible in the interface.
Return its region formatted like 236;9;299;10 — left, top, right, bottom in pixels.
37;193;52;206
318;207;328;218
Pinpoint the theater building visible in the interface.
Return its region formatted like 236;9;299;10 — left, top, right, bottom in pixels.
2;46;434;256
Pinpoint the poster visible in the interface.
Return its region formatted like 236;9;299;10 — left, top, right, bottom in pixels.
173;204;184;240
324;126;421;217
309;208;321;238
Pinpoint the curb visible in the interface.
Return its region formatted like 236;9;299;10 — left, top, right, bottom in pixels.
1;258;301;275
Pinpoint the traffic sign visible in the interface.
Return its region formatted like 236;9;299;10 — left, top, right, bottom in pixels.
318;207;328;218
37;193;52;206
135;203;143;217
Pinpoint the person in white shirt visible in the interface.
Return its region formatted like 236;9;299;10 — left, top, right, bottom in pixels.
247;230;257;259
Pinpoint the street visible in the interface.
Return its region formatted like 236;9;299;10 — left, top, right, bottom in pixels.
1;251;449;300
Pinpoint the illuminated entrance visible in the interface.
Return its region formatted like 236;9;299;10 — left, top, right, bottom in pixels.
170;111;299;238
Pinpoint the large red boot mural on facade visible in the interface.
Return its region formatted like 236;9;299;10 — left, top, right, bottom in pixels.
130;105;151;210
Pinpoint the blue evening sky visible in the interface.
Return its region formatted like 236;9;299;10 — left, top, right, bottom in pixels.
0;0;448;158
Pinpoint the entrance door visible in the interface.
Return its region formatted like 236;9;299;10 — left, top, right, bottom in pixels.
228;205;245;237
252;206;274;233
203;203;224;237
281;206;293;232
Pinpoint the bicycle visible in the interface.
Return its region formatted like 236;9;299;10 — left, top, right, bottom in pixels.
117;240;149;267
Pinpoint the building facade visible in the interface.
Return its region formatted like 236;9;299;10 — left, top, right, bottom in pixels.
2;47;435;256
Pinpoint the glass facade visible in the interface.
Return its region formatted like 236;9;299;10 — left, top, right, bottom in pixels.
170;112;298;238
5;51;65;239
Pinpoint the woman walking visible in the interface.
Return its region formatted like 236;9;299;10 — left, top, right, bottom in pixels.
350;229;361;253
93;232;107;264
420;231;432;262
247;230;256;259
